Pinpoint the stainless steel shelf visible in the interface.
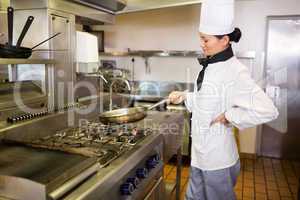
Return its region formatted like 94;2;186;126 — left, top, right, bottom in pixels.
99;50;204;58
100;50;256;59
0;58;57;65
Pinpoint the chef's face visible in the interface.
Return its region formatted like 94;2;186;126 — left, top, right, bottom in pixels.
199;32;229;56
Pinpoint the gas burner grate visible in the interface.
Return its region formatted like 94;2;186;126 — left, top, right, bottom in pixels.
25;121;153;166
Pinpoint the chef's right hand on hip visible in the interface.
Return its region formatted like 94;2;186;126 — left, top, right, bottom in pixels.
169;91;186;104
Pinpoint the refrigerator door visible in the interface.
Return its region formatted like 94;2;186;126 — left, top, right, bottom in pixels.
260;16;300;159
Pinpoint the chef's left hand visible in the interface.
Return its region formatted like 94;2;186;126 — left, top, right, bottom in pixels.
210;113;229;126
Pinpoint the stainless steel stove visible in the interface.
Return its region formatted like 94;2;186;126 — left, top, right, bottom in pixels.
29;122;152;167
0;120;165;200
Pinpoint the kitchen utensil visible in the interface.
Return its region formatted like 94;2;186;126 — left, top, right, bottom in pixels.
7;7;13;46
16;16;34;47
0;8;34;58
99;98;170;124
0;7;60;58
0;32;61;58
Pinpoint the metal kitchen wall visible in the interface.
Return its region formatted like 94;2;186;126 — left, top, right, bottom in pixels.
259;16;300;159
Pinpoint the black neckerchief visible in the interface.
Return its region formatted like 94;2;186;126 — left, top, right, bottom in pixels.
196;45;234;91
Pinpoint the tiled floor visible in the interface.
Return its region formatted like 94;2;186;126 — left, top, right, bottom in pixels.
164;157;300;200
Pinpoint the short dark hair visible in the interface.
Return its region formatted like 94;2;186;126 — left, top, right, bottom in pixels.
215;28;242;43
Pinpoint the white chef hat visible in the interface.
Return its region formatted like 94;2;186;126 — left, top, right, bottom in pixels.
199;0;235;35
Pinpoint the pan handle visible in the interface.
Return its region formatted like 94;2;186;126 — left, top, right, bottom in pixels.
147;98;170;111
7;7;13;46
16;16;34;47
31;32;61;50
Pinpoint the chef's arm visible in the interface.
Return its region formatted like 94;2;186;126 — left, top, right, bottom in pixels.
169;91;194;112
225;69;279;130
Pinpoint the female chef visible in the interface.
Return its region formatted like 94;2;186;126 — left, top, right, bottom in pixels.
168;0;279;199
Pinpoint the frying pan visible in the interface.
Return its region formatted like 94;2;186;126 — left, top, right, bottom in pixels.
99;98;170;124
0;7;61;58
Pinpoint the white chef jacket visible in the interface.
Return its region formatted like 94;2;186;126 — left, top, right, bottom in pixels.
185;56;278;170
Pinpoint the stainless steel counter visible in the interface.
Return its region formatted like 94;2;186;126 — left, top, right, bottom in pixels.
0;131;165;200
0;107;184;200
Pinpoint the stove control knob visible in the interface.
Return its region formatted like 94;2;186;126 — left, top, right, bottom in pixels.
12;117;17;123
120;182;134;195
153;153;160;162
146;154;161;169
146;158;158;169
127;177;140;188
136;168;148;179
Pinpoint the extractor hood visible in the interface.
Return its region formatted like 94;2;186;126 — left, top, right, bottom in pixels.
119;0;201;13
70;0;127;13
